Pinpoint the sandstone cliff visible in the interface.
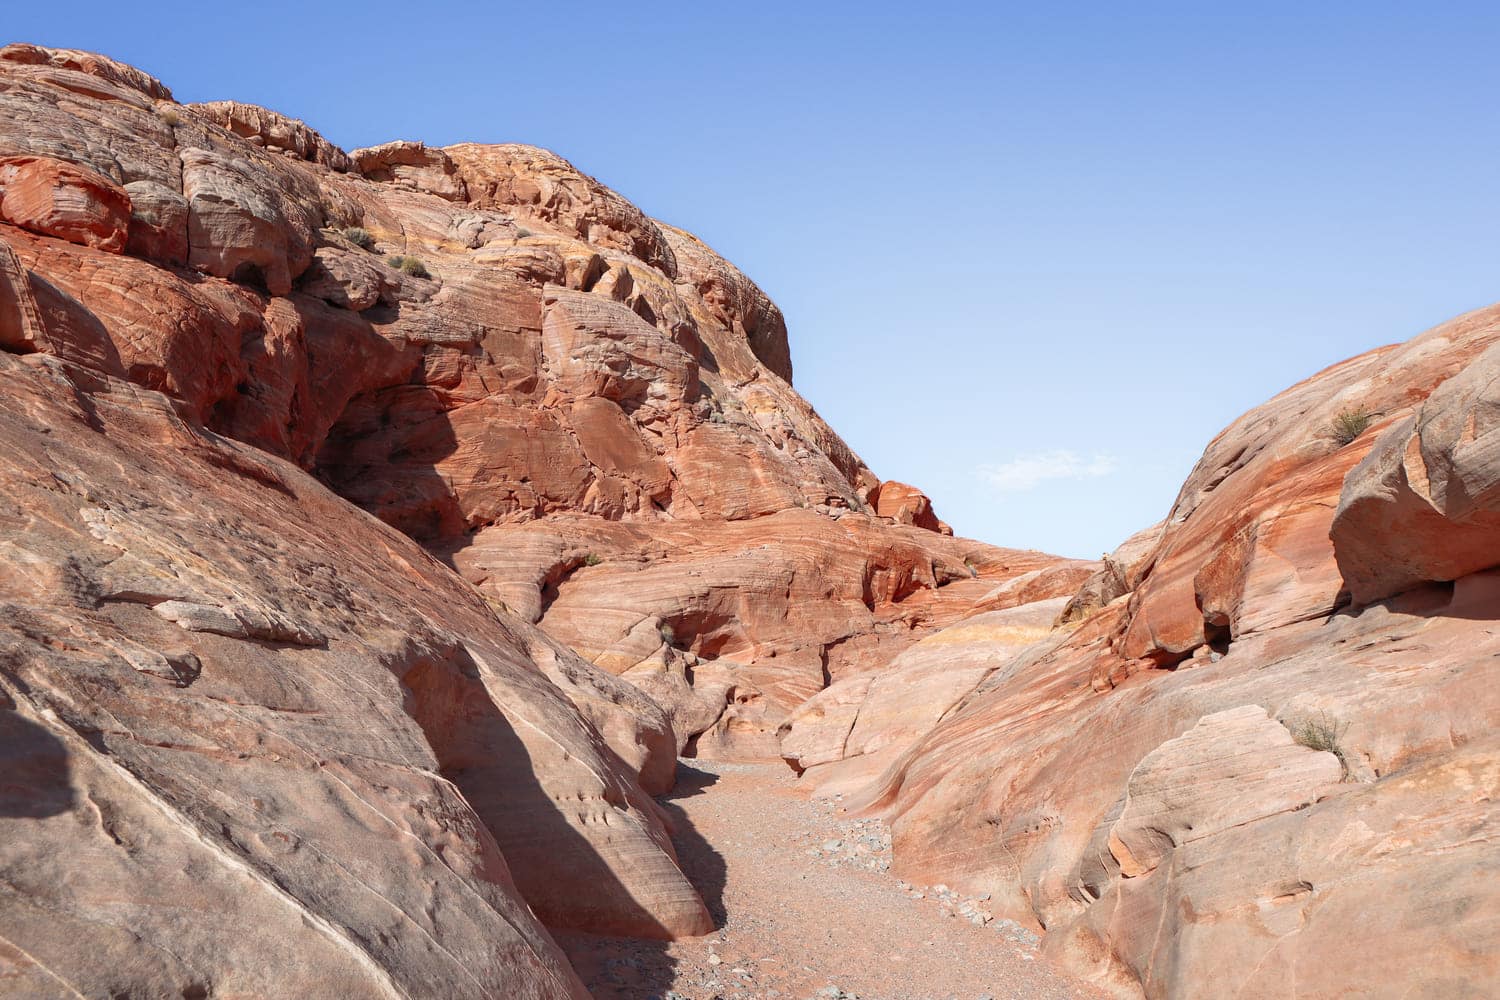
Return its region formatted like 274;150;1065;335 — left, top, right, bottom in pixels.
0;43;1075;997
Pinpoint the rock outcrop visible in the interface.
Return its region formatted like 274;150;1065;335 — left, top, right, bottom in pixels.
0;42;1082;995
1331;335;1500;604
0;40;1068;766
791;306;1500;998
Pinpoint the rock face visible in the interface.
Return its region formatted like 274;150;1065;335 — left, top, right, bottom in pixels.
1331;335;1500;603
0;351;678;999
0;42;1082;995
4;41;1495;1000
795;306;1500;999
0;154;132;252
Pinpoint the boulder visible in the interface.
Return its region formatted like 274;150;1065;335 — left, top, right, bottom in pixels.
180;145;320;295
1332;337;1500;603
0;155;131;252
353;140;466;201
869;480;944;533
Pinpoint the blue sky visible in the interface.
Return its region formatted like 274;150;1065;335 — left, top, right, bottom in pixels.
11;3;1500;556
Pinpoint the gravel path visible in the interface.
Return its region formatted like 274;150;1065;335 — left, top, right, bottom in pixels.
557;760;1108;1000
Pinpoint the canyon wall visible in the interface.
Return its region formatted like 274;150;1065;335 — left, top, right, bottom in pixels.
0;43;1077;996
1;42;1495;1000
785;306;1500;998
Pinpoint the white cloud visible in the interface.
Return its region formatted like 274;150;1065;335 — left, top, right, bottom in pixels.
978;450;1120;493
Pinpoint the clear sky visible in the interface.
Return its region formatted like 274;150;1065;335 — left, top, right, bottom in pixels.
11;3;1500;557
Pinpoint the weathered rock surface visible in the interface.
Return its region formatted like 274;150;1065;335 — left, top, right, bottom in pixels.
782;597;1073;795
1113;306;1500;671
0;42;1085;995
869;479;949;533
450;513;1061;759
192;99;354;171
1332;335;1500;604
808;309;1500;999
1102;705;1342;879
0;351;703;998
0;154;131;252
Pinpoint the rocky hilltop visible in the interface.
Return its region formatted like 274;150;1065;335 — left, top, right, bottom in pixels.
0;43;1495;1000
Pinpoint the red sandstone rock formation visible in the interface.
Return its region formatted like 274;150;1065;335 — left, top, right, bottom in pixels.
4;40;1495;1000
789;306;1500;998
0;42;1075;995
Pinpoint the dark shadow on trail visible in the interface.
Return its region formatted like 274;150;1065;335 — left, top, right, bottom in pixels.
555;760;729;999
659;762;727;926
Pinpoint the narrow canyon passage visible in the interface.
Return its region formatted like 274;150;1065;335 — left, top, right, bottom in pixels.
557;761;1106;1000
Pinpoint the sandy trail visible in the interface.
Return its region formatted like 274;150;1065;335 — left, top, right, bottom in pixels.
558;760;1107;1000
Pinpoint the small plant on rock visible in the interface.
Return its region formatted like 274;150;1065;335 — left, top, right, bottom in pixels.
659;623;676;647
583;553;602;567
514;226;533;239
341;226;376;251
1291;710;1352;778
1332;408;1372;446
158;105;181;126
386;254;432;279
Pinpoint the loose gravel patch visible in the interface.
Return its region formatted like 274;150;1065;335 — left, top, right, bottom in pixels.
557;760;1106;1000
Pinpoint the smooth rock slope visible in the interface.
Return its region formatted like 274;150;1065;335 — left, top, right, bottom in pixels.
786;304;1500;998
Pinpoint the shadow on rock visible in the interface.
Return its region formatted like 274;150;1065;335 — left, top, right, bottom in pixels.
556;760;728;999
0;704;75;819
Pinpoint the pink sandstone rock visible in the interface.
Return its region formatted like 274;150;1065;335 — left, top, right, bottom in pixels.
0;155;131;252
191;99;354;172
8;41;1493;1000
1331;336;1500;604
821;314;1500;998
1116;304;1500;670
0;42;1073;988
0;350;672;997
869;480;945;533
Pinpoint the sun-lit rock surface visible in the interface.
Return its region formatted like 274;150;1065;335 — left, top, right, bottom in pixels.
3;40;1496;1000
0;41;1079;993
1332;335;1500;604
0;154;131;252
0;351;665;998
813;308;1500;998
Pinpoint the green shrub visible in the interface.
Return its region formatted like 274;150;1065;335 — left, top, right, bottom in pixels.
514;226;533;239
1332;408;1371;446
583;553;602;567
158;106;181;126
341;226;375;251
386;255;432;280
659;623;676;646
